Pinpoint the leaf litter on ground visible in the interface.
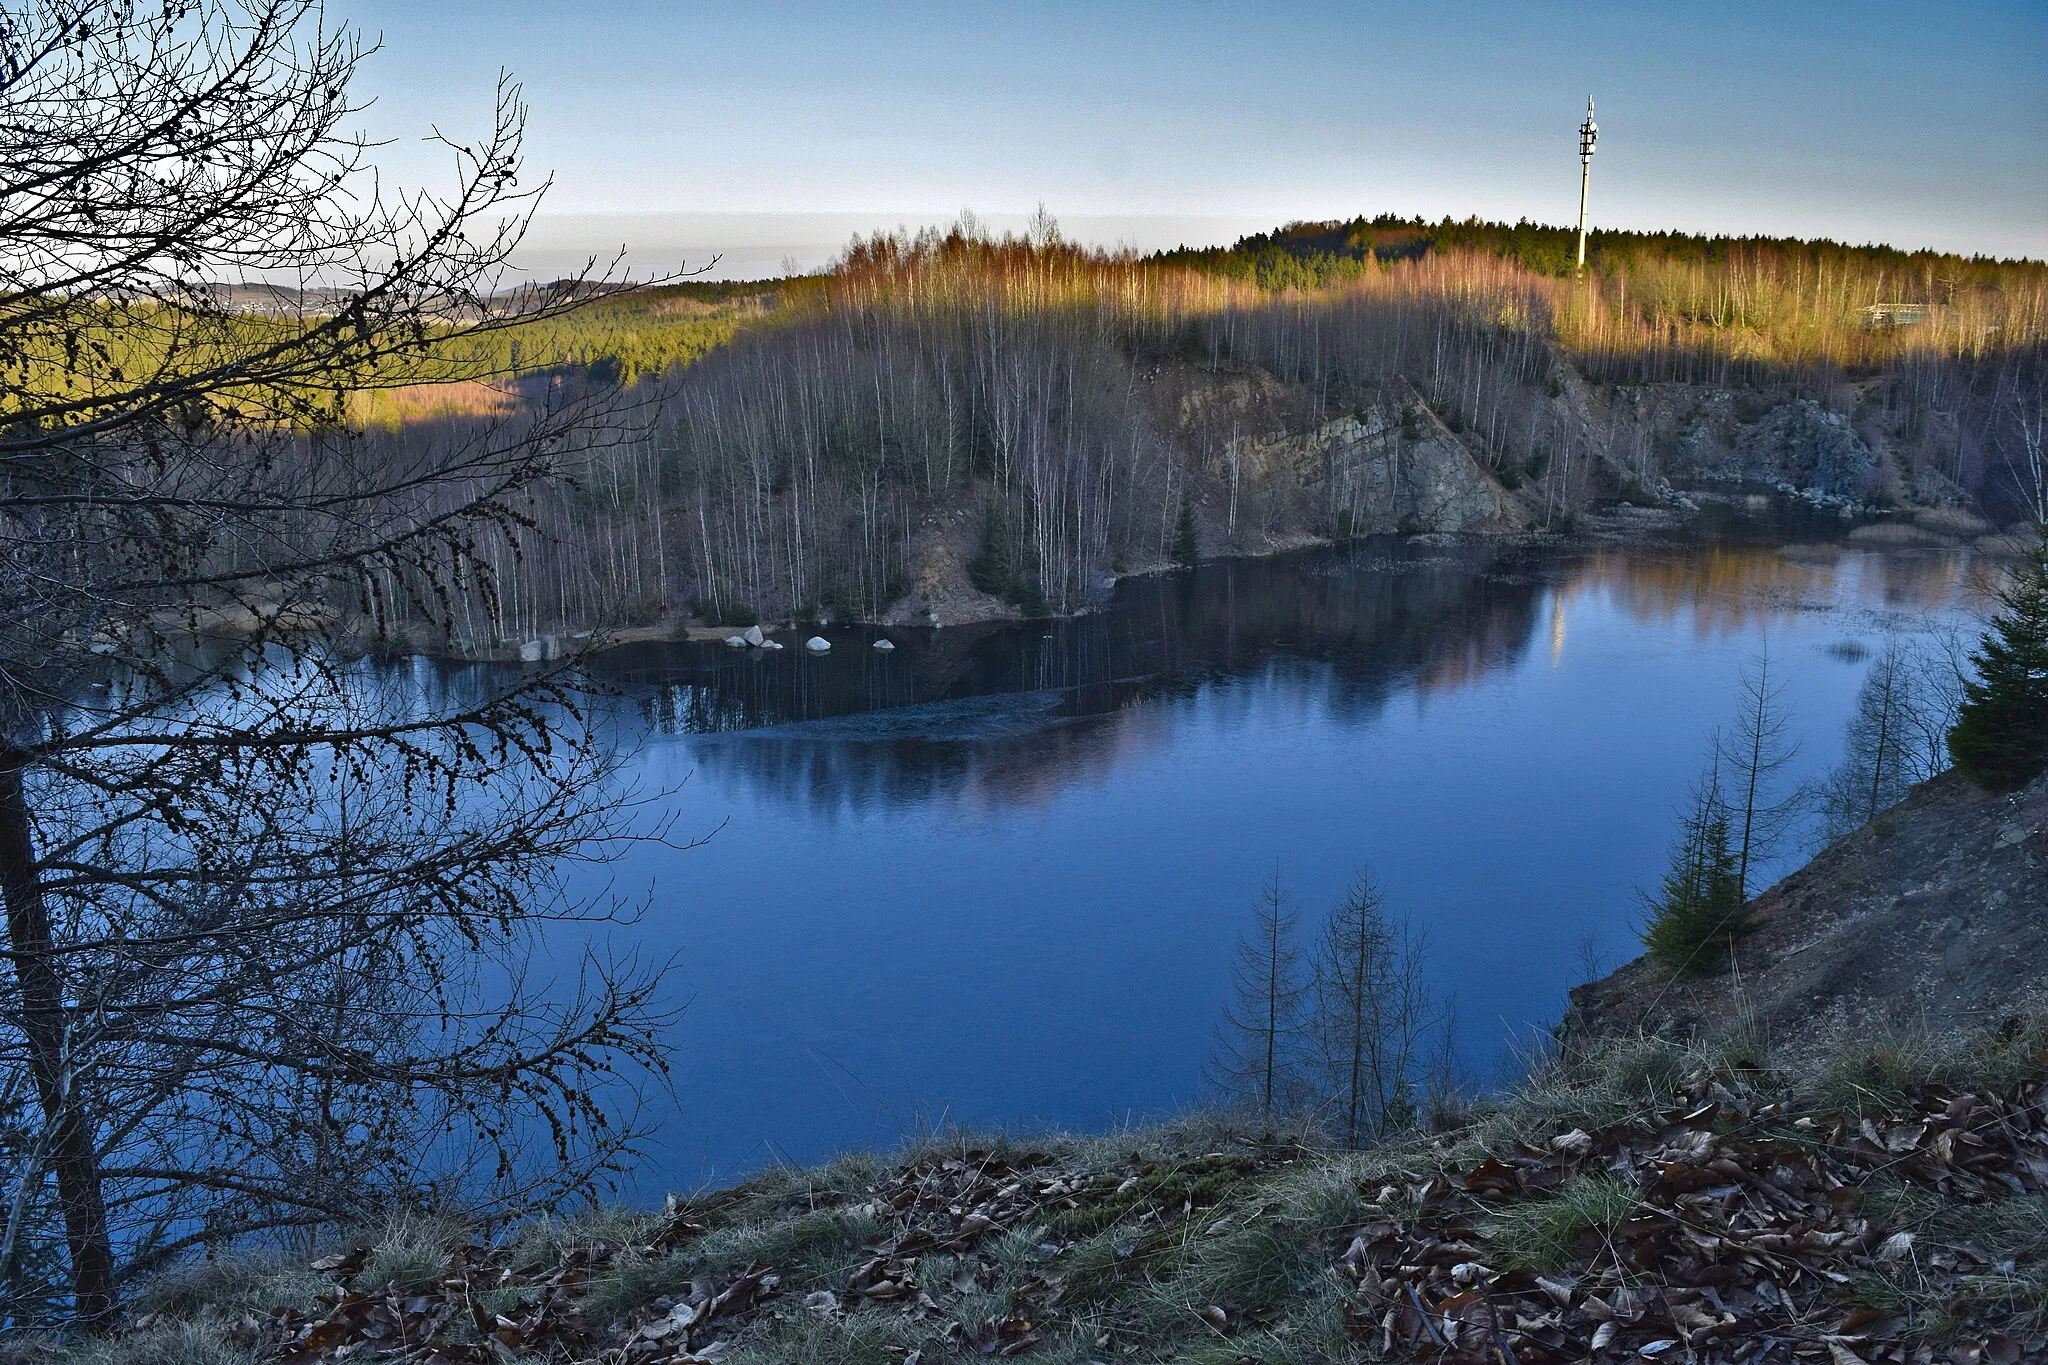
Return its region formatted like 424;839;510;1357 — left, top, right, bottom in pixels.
191;1058;2048;1364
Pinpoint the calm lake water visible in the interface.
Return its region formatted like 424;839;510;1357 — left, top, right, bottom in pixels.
562;523;1984;1190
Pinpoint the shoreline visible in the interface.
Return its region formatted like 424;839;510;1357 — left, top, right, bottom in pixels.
410;507;1670;665
356;496;2024;666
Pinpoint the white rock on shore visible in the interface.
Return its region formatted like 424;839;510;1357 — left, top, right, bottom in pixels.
743;624;765;647
723;635;747;648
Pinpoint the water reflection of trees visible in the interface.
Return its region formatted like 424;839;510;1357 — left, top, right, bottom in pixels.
1858;550;1983;614
1555;545;1971;637
596;540;1548;812
433;538;1980;815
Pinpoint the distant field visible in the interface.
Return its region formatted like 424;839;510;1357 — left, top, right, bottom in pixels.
337;280;797;428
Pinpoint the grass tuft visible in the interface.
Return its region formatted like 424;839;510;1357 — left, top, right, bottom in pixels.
351;1212;469;1294
1480;1174;1640;1271
688;1206;881;1288
0;1321;256;1365
133;1251;328;1322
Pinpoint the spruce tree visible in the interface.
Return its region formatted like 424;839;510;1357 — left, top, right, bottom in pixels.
1948;527;2048;792
1641;774;1752;976
1173;497;1200;568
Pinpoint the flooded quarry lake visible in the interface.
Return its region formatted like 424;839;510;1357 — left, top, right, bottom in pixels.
531;523;1987;1188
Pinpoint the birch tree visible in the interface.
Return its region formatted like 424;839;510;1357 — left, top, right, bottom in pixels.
1822;638;1939;837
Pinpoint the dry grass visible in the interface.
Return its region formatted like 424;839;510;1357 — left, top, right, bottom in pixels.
0;1321;257;1365
1480;1174;1639;1271
1915;507;1996;538
15;1020;2048;1362
1848;520;1947;546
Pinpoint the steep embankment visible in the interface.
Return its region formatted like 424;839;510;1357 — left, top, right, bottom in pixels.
1570;768;2048;1065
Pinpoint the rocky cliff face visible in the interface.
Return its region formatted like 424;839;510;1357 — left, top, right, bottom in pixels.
1731;398;1876;497
1234;402;1533;537
883;369;1533;626
1568;768;2048;1064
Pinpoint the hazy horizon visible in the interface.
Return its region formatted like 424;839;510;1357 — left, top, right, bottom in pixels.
511;211;1274;282
509;206;2048;285
337;0;2047;269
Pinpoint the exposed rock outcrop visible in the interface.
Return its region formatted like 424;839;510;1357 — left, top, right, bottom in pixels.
1234;400;1533;536
1733;398;1875;497
878;371;1531;629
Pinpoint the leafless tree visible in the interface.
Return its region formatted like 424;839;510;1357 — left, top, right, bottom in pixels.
1988;346;2047;525
1206;865;1308;1122
1718;651;1803;899
1816;630;1967;839
1905;626;1971;779
0;0;673;1327
1310;869;1435;1148
1820;638;1920;837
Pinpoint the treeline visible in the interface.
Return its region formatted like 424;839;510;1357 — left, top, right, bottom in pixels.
1155;214;2048;382
1157;212;2046;302
364;216;2047;645
344;282;778;428
389;225;1575;642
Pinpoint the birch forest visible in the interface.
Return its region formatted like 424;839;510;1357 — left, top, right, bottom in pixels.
364;218;2048;647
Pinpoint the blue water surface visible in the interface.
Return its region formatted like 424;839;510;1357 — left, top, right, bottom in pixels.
565;528;1983;1190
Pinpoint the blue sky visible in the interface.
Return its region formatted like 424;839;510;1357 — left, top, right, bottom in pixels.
334;0;2046;274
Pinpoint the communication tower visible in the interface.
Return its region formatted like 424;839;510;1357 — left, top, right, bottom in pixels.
1576;98;1598;271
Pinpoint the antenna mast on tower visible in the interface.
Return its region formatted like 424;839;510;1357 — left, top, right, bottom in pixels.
1576;97;1598;271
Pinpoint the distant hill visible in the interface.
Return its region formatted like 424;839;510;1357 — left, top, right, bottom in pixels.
1151;214;2046;293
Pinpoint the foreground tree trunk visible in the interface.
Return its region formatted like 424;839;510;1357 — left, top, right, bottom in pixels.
0;2;681;1326
0;752;114;1324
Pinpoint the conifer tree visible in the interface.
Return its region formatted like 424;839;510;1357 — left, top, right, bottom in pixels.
1948;528;2048;792
1311;870;1429;1147
1822;638;1924;837
1719;655;1801;900
1173;496;1200;568
1641;770;1751;976
1207;868;1307;1120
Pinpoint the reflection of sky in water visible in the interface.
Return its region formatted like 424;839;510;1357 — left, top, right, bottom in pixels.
570;539;1984;1191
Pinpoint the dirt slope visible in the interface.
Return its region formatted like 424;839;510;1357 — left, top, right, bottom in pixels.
1569;768;2048;1064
